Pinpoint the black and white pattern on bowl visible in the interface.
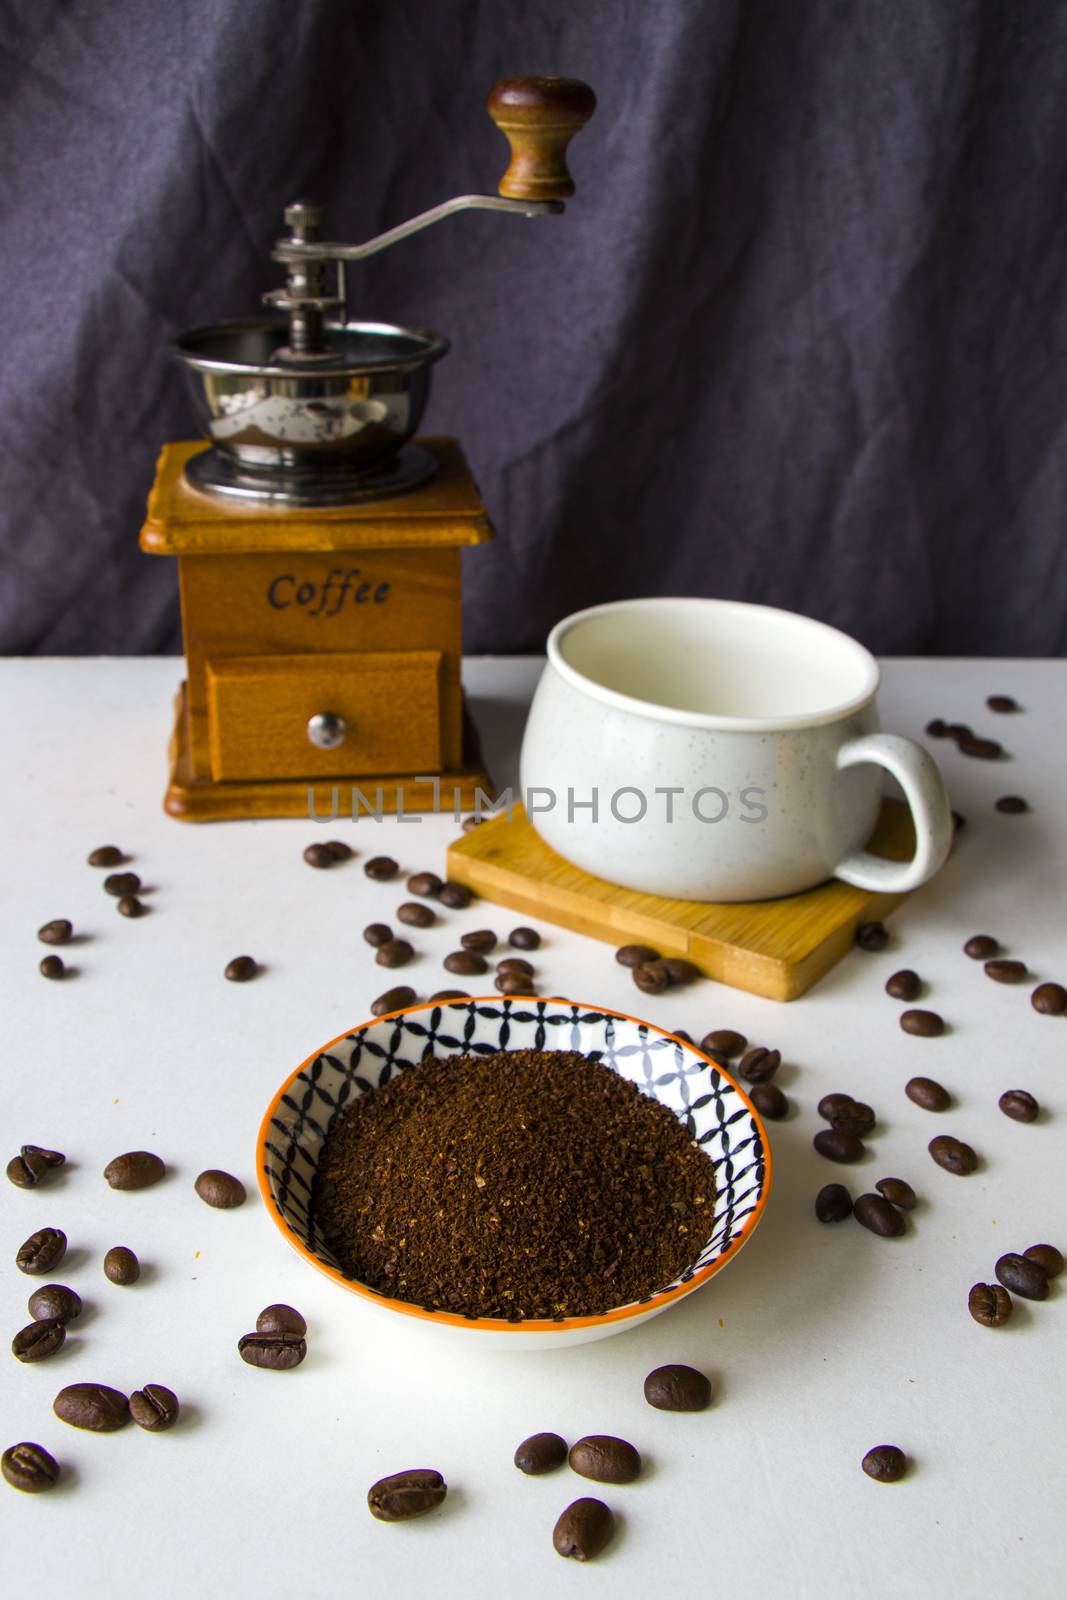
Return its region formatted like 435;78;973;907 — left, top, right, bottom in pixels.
261;999;768;1325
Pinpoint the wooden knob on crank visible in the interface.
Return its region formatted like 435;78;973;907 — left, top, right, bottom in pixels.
487;76;596;201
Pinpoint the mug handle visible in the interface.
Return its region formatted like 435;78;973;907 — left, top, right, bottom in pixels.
833;733;953;892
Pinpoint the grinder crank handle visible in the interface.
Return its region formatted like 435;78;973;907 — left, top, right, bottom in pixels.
487;77;597;201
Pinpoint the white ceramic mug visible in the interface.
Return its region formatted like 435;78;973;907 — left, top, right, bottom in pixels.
519;598;953;902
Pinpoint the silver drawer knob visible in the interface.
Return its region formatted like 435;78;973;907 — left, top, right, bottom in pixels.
307;711;347;749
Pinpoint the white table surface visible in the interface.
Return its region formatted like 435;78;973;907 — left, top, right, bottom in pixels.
1;655;1065;1600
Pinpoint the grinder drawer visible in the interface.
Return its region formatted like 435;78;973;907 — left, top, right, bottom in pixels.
205;650;443;780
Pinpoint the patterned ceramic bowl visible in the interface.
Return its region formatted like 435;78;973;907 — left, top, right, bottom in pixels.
257;998;772;1350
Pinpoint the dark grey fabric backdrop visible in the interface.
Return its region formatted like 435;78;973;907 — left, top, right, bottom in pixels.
2;0;1067;657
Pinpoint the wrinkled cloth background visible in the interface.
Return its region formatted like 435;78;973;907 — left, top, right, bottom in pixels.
2;0;1066;657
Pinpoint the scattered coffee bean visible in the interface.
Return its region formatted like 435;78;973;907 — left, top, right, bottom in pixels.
363;923;393;948
984;958;1028;984
88;845;123;867
27;1285;81;1324
195;1169;246;1208
376;938;414;969
959;734;1003;759
813;1129;865;1163
430;989;469;1002
461;815;483;833
397;902;436;929
367;1468;447;1521
495;972;534;995
968;1282;1012;1327
509;927;541;950
817;1092;855;1121
497;957;534;976
828;1100;876;1137
104;871;140;896
952;810;967;832
750;1082;788;1120
925;718;948;737
6;1151;48;1188
256;1304;307;1337
461;929;497;952
514;1431;568;1474
238;1331;307;1370
964;934;999;959
1024;1244;1063;1277
815;1183;853;1223
862;1444;907;1482
39;955;65;980
928;1134;977;1175
23;1143;65;1170
103;1246;140;1285
224;955;258;982
16;1227;67;1275
885;969;921;1001
443;950;487;976
945;722;972;740
568;1435;641;1484
130;1384;180;1432
660;957;701;985
116;895;147;918
856;921;889;951
364;856;399;881
439;881;472;909
995;1252;1049;1301
104;1150;165;1190
995;795;1028;814
553;1497;614;1562
53;1382;130;1431
406;872;442;898
738;1047;781;1083
2;1441;59;1493
633;961;670;995
987;694;1019;712
12;1318;66;1362
303;842;335;869
615;943;660;968
643;1363;711;1411
1031;982;1067;1016
854;1193;906;1238
999;1089;1039;1123
875;1177;917;1211
906;1076;950;1112
701;1029;746;1058
37;919;72;946
900;1008;944;1037
370;986;417;1016
326;840;352;861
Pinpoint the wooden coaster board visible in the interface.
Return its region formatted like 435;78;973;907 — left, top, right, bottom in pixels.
446;800;918;1001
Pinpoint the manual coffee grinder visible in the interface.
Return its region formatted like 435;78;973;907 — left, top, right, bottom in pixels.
140;77;595;820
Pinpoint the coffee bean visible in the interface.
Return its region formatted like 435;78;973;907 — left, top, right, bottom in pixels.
116;895;147;918
964;934;999;959
461;929;497;952
959;734;1003;759
661;958;701;985
995;795;1028;814
39;955;66;980
952;810;967;832
406;872;442;898
431;989;469;1002
12;1318;66;1362
103;1246;140;1285
461;815;483;833
514;1431;568;1474
987;695;1019;712
643;1363;712;1411
443;950;487;976
495;972;534;995
885;969;921;1001
27;1285;81;1324
16;1227;67;1275
370;986;417;1016
853;1193;905;1238
701;1029;746;1058
1031;982;1067;1016
130;1384;180;1432
925;718;948;737
54;1382;130;1431
238;1331;307;1370
553;1497;614;1562
104;871;140;896
1024;1244;1063;1277
438;881;472;909
813;1129;865;1163
900;1008;944;1037
906;1076;950;1111
194;1169;246;1208
817;1092;855;1121
568;1435;641;1484
875;1177;917;1211
995;1252;1049;1300
615;943;660;968
497;957;534;976
928;1134;977;1175
749;1082;788;1120
367;1468;447;1521
815;1183;853;1223
303;842;335;869
104;1150;165;1190
861;1444;907;1482
999;1089;1039;1123
397;902;436;929
2;1441;59;1493
23;1144;65;1170
984;958;1028;983
37;919;72;946
968;1282;1013;1327
256;1304;307;1336
376;938;414;969
945;722;972;740
856;921;889;951
364;856;399;881
88;845;123;867
828;1100;875;1137
633;961;669;995
509;927;541;950
224;955;258;982
738;1047;781;1083
6;1151;48;1188
363;923;393;948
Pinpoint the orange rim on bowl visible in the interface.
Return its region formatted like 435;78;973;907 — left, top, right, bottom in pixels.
256;997;774;1333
